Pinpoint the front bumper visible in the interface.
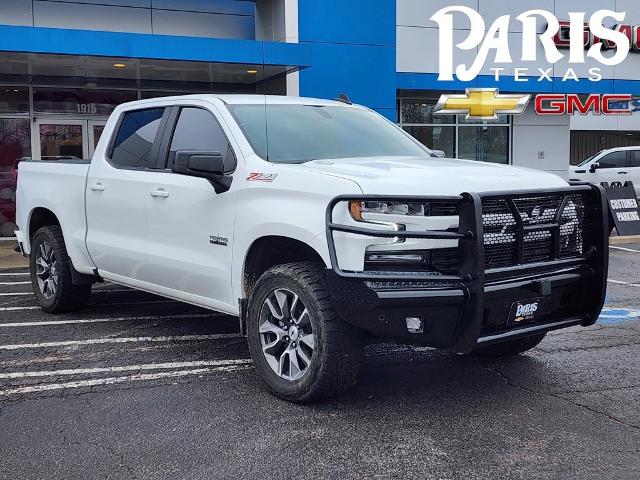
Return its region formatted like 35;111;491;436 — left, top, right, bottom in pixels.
325;184;609;353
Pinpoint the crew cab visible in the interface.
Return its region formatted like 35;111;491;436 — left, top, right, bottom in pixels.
15;95;609;403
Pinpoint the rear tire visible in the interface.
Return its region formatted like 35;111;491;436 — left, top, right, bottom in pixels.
30;226;91;313
247;262;363;403
472;333;546;357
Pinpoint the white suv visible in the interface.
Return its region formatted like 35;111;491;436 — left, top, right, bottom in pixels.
570;146;640;196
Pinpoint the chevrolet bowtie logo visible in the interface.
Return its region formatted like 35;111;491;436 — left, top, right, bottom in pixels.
434;89;531;120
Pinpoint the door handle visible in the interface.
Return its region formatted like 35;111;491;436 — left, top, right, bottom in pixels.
619;171;629;174
88;183;105;192
150;188;169;198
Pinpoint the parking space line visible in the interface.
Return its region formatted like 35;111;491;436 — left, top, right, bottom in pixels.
0;359;251;379
0;365;252;396
0;313;214;328
0;300;176;311
610;246;640;253
598;307;640;324
0;288;135;298
0;281;30;285
0;273;28;277
607;279;640;287
0;306;40;311
0;333;241;350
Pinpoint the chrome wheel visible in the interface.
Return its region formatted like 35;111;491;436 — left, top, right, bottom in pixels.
35;241;58;300
259;288;315;381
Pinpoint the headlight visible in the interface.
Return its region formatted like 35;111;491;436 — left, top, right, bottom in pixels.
349;201;425;221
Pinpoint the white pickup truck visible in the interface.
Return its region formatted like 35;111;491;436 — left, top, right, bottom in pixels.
15;95;609;403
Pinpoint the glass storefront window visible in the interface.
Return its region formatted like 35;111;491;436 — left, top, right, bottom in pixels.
0;118;31;236
0;87;29;114
141;91;192;99
401;97;454;124
33;88;136;116
458;114;509;125
402;125;455;158
398;94;511;164
458;126;509;164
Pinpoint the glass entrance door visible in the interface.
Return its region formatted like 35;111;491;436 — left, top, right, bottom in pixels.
33;119;107;161
88;120;106;158
34;119;86;161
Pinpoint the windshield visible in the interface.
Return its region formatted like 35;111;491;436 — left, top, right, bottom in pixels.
577;151;602;166
227;104;431;163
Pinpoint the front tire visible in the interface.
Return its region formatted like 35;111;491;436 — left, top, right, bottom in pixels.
247;263;363;403
30;226;91;313
472;333;546;357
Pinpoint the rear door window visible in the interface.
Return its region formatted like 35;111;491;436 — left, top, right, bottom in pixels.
110;108;165;169
629;150;640;168
597;151;628;169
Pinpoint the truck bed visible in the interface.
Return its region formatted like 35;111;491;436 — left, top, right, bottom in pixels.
15;160;93;273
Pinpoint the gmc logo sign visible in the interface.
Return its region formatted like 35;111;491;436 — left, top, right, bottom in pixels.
535;94;632;115
554;21;640;51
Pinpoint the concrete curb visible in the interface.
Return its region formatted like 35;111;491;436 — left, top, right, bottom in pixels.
610;235;640;245
0;240;28;269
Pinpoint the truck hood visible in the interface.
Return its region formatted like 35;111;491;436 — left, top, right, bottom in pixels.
301;157;567;195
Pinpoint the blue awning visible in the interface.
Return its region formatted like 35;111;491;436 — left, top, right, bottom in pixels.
0;25;311;69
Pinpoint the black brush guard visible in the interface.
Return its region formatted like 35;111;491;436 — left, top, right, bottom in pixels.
325;183;609;353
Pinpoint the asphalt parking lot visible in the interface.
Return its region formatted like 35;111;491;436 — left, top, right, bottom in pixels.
1;244;640;479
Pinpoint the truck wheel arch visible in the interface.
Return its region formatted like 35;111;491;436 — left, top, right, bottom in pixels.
28;207;60;241
26;207;95;286
242;236;326;299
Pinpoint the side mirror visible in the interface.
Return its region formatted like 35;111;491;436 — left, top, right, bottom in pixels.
173;150;235;193
431;149;446;158
589;162;600;173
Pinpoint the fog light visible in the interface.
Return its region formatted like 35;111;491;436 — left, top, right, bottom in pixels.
366;253;425;264
405;317;423;334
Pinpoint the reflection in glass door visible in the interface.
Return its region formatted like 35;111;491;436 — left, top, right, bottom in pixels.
33;119;107;161
34;119;87;161
88;121;106;158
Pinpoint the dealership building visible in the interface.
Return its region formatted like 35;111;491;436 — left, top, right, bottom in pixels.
1;0;640;236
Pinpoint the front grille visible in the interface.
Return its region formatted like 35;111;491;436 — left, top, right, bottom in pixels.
482;193;588;270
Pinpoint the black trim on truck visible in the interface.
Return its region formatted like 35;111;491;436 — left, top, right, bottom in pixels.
325;183;609;353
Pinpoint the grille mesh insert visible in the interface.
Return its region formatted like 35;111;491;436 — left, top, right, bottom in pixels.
481;193;587;269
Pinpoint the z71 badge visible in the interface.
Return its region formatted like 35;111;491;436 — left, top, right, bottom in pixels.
247;172;278;182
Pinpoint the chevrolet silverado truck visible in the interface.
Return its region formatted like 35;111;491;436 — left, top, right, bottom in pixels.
15;95;609;403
